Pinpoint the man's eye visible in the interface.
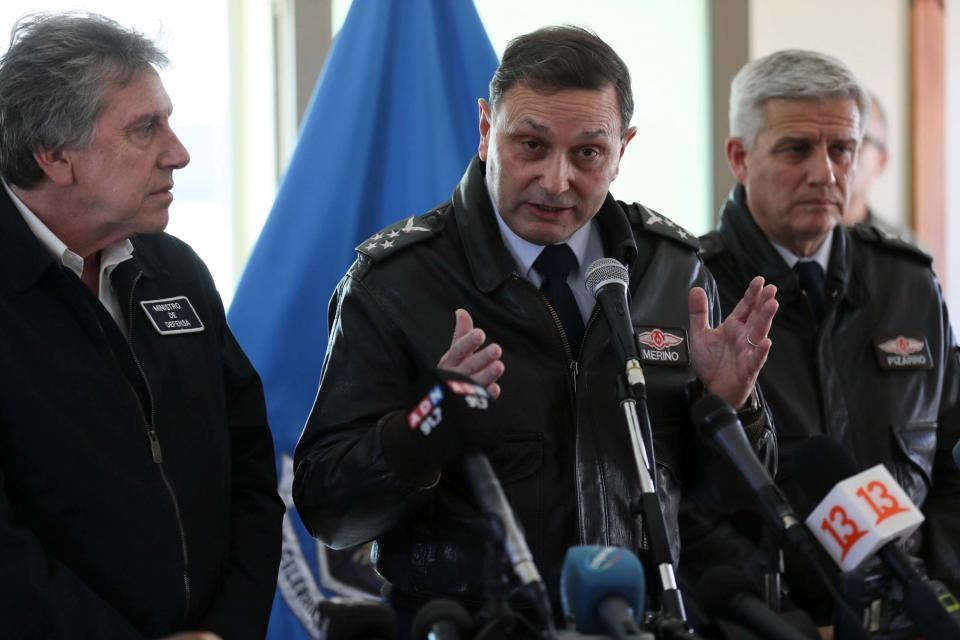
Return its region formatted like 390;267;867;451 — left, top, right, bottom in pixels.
831;145;855;160
134;121;156;138
521;140;541;151
579;147;600;158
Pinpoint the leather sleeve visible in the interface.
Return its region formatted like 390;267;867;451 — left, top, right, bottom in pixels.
293;273;437;549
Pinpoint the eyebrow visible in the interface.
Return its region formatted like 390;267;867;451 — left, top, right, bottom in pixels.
512;116;611;140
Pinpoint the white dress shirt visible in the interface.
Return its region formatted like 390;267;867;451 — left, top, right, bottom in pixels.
493;208;605;323
769;231;833;274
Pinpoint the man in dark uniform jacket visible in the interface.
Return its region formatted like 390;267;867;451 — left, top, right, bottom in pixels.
680;49;960;629
0;13;283;639
294;26;780;628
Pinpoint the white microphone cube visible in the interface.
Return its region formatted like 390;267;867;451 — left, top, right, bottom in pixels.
804;464;924;572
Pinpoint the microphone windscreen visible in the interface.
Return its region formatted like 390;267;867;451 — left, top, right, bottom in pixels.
791;435;859;516
411;599;472;639
953;439;960;470
316;598;397;639
560;545;645;634
584;258;628;297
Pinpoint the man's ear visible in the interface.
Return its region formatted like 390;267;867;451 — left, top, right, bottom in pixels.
620;126;637;159
33;148;75;187
726;137;749;183
478;99;492;161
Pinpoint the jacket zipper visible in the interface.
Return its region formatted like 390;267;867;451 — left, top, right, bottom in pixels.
126;272;192;622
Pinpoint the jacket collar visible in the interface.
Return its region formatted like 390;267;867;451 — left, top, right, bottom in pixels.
718;184;867;307
0;186;166;295
0;185;59;293
452;155;638;293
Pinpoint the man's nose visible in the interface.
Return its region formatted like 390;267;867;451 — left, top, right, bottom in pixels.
806;147;836;187
160;127;190;170
539;152;573;195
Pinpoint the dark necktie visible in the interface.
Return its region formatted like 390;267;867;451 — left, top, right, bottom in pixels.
533;244;585;352
794;261;826;323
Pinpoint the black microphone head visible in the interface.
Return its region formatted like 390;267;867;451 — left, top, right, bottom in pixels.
691;393;737;436
695;565;761;620
411;598;472;639
791;435;860;516
584;257;628;299
953;439;960;470
316;597;397;639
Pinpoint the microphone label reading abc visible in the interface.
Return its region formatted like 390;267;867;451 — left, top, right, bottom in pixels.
406;379;490;436
805;464;924;571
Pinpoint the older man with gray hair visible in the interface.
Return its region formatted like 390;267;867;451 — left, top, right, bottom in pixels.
679;49;960;633
0;13;282;639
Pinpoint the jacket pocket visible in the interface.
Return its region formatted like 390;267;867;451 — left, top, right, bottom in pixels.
488;431;543;484
890;421;937;504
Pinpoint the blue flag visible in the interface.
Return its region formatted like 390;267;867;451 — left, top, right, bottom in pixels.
227;1;498;637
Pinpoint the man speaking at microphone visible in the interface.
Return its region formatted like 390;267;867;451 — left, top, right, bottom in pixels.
294;26;778;630
680;49;960;627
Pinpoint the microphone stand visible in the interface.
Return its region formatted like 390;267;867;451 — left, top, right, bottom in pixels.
616;359;690;632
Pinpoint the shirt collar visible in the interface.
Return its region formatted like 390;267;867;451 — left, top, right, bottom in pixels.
769;231;833;273
2;179;134;280
492;203;595;278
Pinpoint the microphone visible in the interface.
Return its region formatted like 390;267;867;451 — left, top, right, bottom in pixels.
462;453;555;635
697;567;817;640
793;436;960;639
411;598;472;640
585;258;644;386
690;396;872;639
560;546;646;639
316;597;397;639
691;395;806;544
953;439;960;469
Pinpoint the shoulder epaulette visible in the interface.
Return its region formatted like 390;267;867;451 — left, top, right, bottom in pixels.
355;207;447;263
698;230;725;260
624;203;700;251
852;223;932;265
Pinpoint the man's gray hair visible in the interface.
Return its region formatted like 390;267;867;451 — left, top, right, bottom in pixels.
729;49;870;148
0;12;167;188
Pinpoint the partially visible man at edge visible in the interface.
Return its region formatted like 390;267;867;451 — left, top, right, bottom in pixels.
680;49;960;633
294;25;779;633
0;13;283;639
844;92;914;240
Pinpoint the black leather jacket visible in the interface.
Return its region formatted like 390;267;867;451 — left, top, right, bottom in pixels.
681;185;960;606
293;159;775;605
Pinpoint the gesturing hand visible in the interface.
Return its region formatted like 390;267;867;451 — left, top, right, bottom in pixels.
436;309;505;399
688;276;778;408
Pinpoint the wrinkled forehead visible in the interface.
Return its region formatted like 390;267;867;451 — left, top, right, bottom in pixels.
97;68;173;121
495;83;623;138
757;97;863;140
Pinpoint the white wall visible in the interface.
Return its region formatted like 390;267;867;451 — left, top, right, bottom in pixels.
947;0;960;316
749;0;910;230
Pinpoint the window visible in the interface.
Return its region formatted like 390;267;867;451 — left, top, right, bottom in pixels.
0;1;277;306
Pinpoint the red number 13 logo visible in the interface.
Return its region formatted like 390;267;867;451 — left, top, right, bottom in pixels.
821;506;868;560
856;480;908;525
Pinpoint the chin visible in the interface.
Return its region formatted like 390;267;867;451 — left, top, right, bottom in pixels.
138;212;170;235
